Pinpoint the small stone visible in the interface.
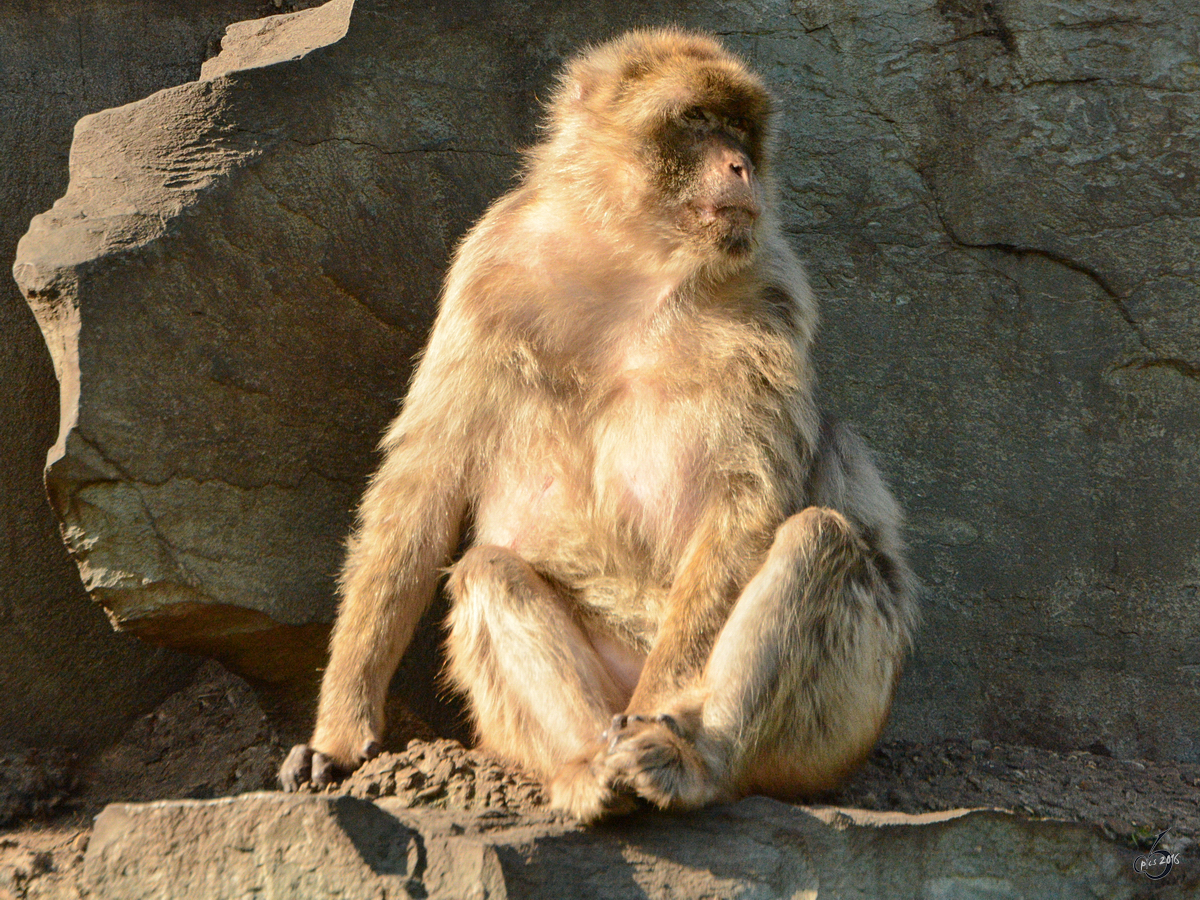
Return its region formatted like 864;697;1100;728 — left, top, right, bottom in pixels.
11;850;52;879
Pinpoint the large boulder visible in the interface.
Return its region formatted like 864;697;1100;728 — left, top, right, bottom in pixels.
14;0;1200;756
0;0;329;753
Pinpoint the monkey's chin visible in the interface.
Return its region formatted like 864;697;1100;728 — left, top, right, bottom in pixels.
679;205;758;264
717;228;755;258
707;207;757;257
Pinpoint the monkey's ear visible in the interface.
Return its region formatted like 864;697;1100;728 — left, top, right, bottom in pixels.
564;60;602;107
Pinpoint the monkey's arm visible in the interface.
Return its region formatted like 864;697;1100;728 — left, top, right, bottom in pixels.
310;432;467;765
282;326;482;789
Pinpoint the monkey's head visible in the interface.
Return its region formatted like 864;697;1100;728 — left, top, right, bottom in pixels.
541;29;774;267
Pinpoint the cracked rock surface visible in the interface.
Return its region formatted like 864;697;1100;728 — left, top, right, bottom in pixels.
76;793;1162;900
12;0;1200;760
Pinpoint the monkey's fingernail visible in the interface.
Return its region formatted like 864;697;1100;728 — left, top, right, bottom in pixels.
607;715;628;751
362;740;381;760
655;714;683;736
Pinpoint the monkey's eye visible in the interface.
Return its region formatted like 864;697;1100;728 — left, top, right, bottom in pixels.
683;105;708;124
727;116;751;137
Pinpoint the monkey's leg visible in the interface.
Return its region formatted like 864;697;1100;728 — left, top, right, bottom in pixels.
446;544;638;817
600;506;905;810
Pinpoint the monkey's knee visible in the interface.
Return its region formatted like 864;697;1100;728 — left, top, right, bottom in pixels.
769;507;865;579
718;509;905;797
773;506;853;549
448;544;540;605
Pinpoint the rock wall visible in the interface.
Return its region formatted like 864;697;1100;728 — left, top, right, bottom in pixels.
0;0;328;752
13;0;1200;759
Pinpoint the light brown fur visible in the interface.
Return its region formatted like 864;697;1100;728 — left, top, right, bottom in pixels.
280;28;917;822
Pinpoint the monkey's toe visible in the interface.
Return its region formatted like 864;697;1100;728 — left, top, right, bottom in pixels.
652;713;684;737
549;749;639;823
603;712;679;750
311;750;360;787
279;742;369;791
603;713;633;750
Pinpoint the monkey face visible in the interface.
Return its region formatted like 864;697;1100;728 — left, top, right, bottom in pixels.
546;30;774;267
650;104;765;258
627;54;772;261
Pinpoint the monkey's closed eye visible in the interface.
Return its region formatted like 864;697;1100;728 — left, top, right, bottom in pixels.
683;105;708;123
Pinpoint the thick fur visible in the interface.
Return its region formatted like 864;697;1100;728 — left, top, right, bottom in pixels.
280;29;917;821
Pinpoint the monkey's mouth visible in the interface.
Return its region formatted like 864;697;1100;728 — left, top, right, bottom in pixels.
688;203;759;255
695;203;760;228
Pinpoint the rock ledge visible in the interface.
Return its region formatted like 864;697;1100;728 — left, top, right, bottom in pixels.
82;791;1148;899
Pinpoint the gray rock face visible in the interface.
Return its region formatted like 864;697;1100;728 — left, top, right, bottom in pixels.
0;0;332;753
13;0;1200;758
82;794;1147;899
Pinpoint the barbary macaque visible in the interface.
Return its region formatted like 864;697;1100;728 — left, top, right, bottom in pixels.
280;28;917;822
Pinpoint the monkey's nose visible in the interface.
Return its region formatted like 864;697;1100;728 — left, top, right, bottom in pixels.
727;151;753;184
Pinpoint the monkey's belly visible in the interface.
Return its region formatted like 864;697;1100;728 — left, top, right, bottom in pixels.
592;388;708;551
473;469;569;552
604;440;699;538
475;433;705;564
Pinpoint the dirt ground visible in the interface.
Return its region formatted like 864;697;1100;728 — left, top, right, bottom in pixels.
2;661;1197;898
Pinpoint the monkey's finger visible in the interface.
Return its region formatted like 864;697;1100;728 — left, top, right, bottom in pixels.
607;735;681;775
279;744;314;792
605;713;669;752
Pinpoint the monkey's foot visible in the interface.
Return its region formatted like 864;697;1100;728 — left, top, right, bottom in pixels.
548;747;639;824
601;713;724;811
278;739;381;792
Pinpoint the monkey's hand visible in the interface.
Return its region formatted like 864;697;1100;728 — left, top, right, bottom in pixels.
278;738;381;792
599;712;725;812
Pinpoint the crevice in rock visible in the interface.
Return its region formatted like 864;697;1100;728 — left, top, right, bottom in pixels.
945;238;1120;299
914;178;1200;379
946;241;1200;378
67;430;360;491
936;0;1018;54
1111;356;1200;381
